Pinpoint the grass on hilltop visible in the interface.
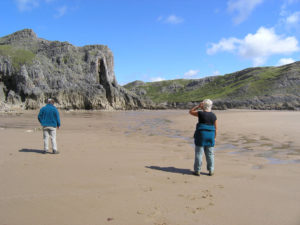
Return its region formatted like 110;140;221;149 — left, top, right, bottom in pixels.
0;45;36;70
124;64;298;103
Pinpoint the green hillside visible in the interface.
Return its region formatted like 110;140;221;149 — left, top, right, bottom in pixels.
0;45;35;70
124;62;300;105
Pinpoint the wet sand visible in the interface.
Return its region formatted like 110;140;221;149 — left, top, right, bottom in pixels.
0;110;299;225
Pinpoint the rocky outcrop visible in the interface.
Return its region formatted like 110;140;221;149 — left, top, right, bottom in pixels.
184;76;219;91
155;95;300;110
0;29;153;110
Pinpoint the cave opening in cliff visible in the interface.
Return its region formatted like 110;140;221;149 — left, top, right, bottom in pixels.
98;58;107;86
1;74;17;99
97;58;114;105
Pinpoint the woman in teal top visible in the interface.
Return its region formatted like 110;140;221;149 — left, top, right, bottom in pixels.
189;99;218;176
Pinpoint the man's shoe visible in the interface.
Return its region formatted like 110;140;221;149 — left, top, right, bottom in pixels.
193;171;200;176
43;150;48;154
53;150;60;154
209;171;214;176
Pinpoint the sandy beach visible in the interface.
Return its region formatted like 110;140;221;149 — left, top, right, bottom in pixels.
0;109;299;225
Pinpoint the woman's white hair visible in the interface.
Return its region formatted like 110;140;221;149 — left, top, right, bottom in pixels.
202;99;213;112
47;98;54;104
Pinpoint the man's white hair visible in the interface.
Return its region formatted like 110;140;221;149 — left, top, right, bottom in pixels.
203;99;213;111
48;98;54;104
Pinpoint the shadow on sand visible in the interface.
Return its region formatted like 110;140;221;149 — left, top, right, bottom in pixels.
146;166;210;176
19;148;46;154
146;166;193;175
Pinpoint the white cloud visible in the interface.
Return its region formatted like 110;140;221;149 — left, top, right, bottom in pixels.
157;16;163;22
184;69;200;78
157;15;184;24
281;0;300;16
54;5;67;18
286;11;300;25
279;1;300;32
227;0;264;24
213;70;221;76
207;27;299;66
239;27;299;65
286;0;299;3
150;77;166;82
15;0;39;11
15;0;56;11
277;58;295;66
166;15;184;24
207;37;241;55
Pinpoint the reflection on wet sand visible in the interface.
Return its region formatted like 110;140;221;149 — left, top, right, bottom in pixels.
1;109;300;165
118;111;300;165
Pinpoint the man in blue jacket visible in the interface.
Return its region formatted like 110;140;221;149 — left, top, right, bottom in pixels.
38;99;61;154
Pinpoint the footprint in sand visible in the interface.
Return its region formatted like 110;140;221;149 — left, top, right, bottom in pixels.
201;190;213;199
140;185;153;192
252;164;264;169
147;206;162;218
179;190;215;214
137;210;144;215
178;194;198;201
186;205;207;214
216;184;224;189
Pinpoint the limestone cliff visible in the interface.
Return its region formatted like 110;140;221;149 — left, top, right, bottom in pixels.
0;29;152;110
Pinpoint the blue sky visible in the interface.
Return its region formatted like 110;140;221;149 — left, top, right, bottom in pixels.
1;0;300;84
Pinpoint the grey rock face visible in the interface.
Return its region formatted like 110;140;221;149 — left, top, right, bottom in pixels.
159;95;300;110
0;29;151;110
185;76;219;91
0;82;6;102
161;82;184;93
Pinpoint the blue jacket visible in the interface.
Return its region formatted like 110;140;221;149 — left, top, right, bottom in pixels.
194;123;215;147
38;104;61;127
